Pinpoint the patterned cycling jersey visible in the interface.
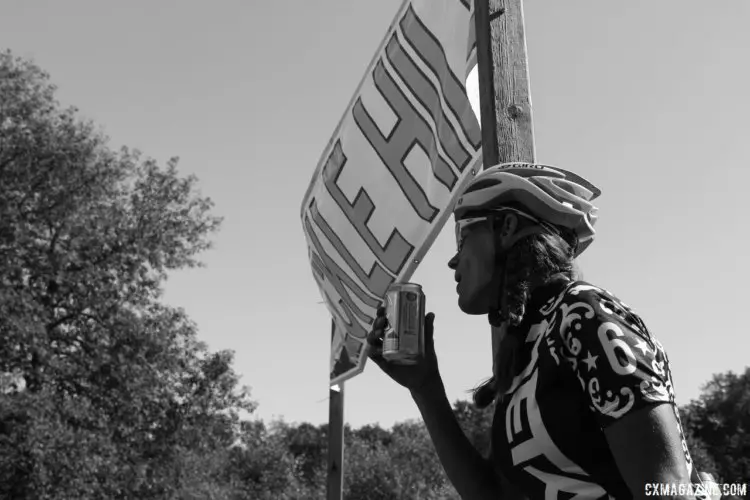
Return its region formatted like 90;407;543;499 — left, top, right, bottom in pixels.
490;278;695;499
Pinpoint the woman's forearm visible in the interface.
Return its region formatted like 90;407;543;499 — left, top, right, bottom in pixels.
411;379;503;500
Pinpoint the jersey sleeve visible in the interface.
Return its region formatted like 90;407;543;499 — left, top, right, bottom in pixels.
554;284;676;428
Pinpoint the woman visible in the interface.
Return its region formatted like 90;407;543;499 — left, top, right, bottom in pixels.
367;163;714;500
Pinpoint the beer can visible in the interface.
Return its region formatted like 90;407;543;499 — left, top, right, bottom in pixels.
382;282;425;364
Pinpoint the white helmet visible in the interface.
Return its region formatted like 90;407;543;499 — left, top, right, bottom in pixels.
453;162;601;256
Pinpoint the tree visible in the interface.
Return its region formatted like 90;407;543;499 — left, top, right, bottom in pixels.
0;50;255;499
343;432;401;500
389;420;459;499
680;368;750;483
452;399;495;458
678;406;719;476
221;419;327;500
354;423;394;449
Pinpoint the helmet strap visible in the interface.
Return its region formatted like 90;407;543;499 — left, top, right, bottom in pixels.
487;243;510;328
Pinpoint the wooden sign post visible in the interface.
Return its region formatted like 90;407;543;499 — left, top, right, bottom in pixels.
474;0;535;165
473;0;536;356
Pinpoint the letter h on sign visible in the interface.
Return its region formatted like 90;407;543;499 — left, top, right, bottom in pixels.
352;5;481;224
321;140;413;278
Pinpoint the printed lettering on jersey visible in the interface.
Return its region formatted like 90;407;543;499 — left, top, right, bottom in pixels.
504;363;609;498
558;284;695;475
499;303;610;498
494;281;697;497
301;0;481;385
557;284;675;424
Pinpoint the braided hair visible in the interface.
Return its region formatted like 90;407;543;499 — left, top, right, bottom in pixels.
472;211;579;409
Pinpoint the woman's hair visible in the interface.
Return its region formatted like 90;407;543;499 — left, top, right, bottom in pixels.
472;211;579;409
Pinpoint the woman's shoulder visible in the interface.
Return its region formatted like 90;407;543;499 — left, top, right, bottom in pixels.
560;280;625;306
545;280;649;333
543;281;676;425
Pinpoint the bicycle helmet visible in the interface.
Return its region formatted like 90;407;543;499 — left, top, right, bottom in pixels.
453;162;602;256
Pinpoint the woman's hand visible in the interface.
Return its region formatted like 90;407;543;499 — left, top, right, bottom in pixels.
366;307;443;395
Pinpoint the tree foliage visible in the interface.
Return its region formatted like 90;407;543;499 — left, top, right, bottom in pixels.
680;368;750;483
0;49;254;499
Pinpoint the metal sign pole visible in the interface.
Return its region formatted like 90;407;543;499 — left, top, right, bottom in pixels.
327;321;345;500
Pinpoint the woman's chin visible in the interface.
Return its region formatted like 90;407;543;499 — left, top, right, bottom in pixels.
457;293;489;315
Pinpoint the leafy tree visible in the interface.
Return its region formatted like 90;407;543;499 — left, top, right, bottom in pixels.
678;406;719;476
343;432;400;500
0;50;255;499
390;420;459;499
453;399;495;458
354;423;394;449
277;421;328;485
680;368;750;483
227;421;298;499
224;419;326;500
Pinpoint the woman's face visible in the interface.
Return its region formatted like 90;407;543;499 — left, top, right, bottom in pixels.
448;218;502;315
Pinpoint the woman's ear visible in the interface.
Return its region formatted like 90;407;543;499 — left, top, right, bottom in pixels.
496;213;518;246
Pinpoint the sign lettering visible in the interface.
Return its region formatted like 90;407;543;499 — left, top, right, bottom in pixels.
301;0;482;384
353;61;441;222
322;140;412;275
400;5;481;152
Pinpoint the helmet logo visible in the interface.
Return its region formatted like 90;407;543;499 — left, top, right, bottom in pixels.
457;197;463;205
499;162;546;170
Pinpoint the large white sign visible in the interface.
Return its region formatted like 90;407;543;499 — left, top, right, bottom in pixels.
301;0;482;385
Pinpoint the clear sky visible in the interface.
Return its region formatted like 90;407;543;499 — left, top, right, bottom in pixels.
2;1;748;430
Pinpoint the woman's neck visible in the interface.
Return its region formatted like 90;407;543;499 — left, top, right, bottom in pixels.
529;271;571;295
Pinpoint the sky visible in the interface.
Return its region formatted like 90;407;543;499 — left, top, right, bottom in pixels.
2;1;749;430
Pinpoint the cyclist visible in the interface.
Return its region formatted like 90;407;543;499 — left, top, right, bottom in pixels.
368;163;714;500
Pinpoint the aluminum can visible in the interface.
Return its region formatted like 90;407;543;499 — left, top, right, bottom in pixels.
382;282;425;364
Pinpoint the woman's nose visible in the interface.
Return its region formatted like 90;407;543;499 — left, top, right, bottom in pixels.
447;253;458;270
